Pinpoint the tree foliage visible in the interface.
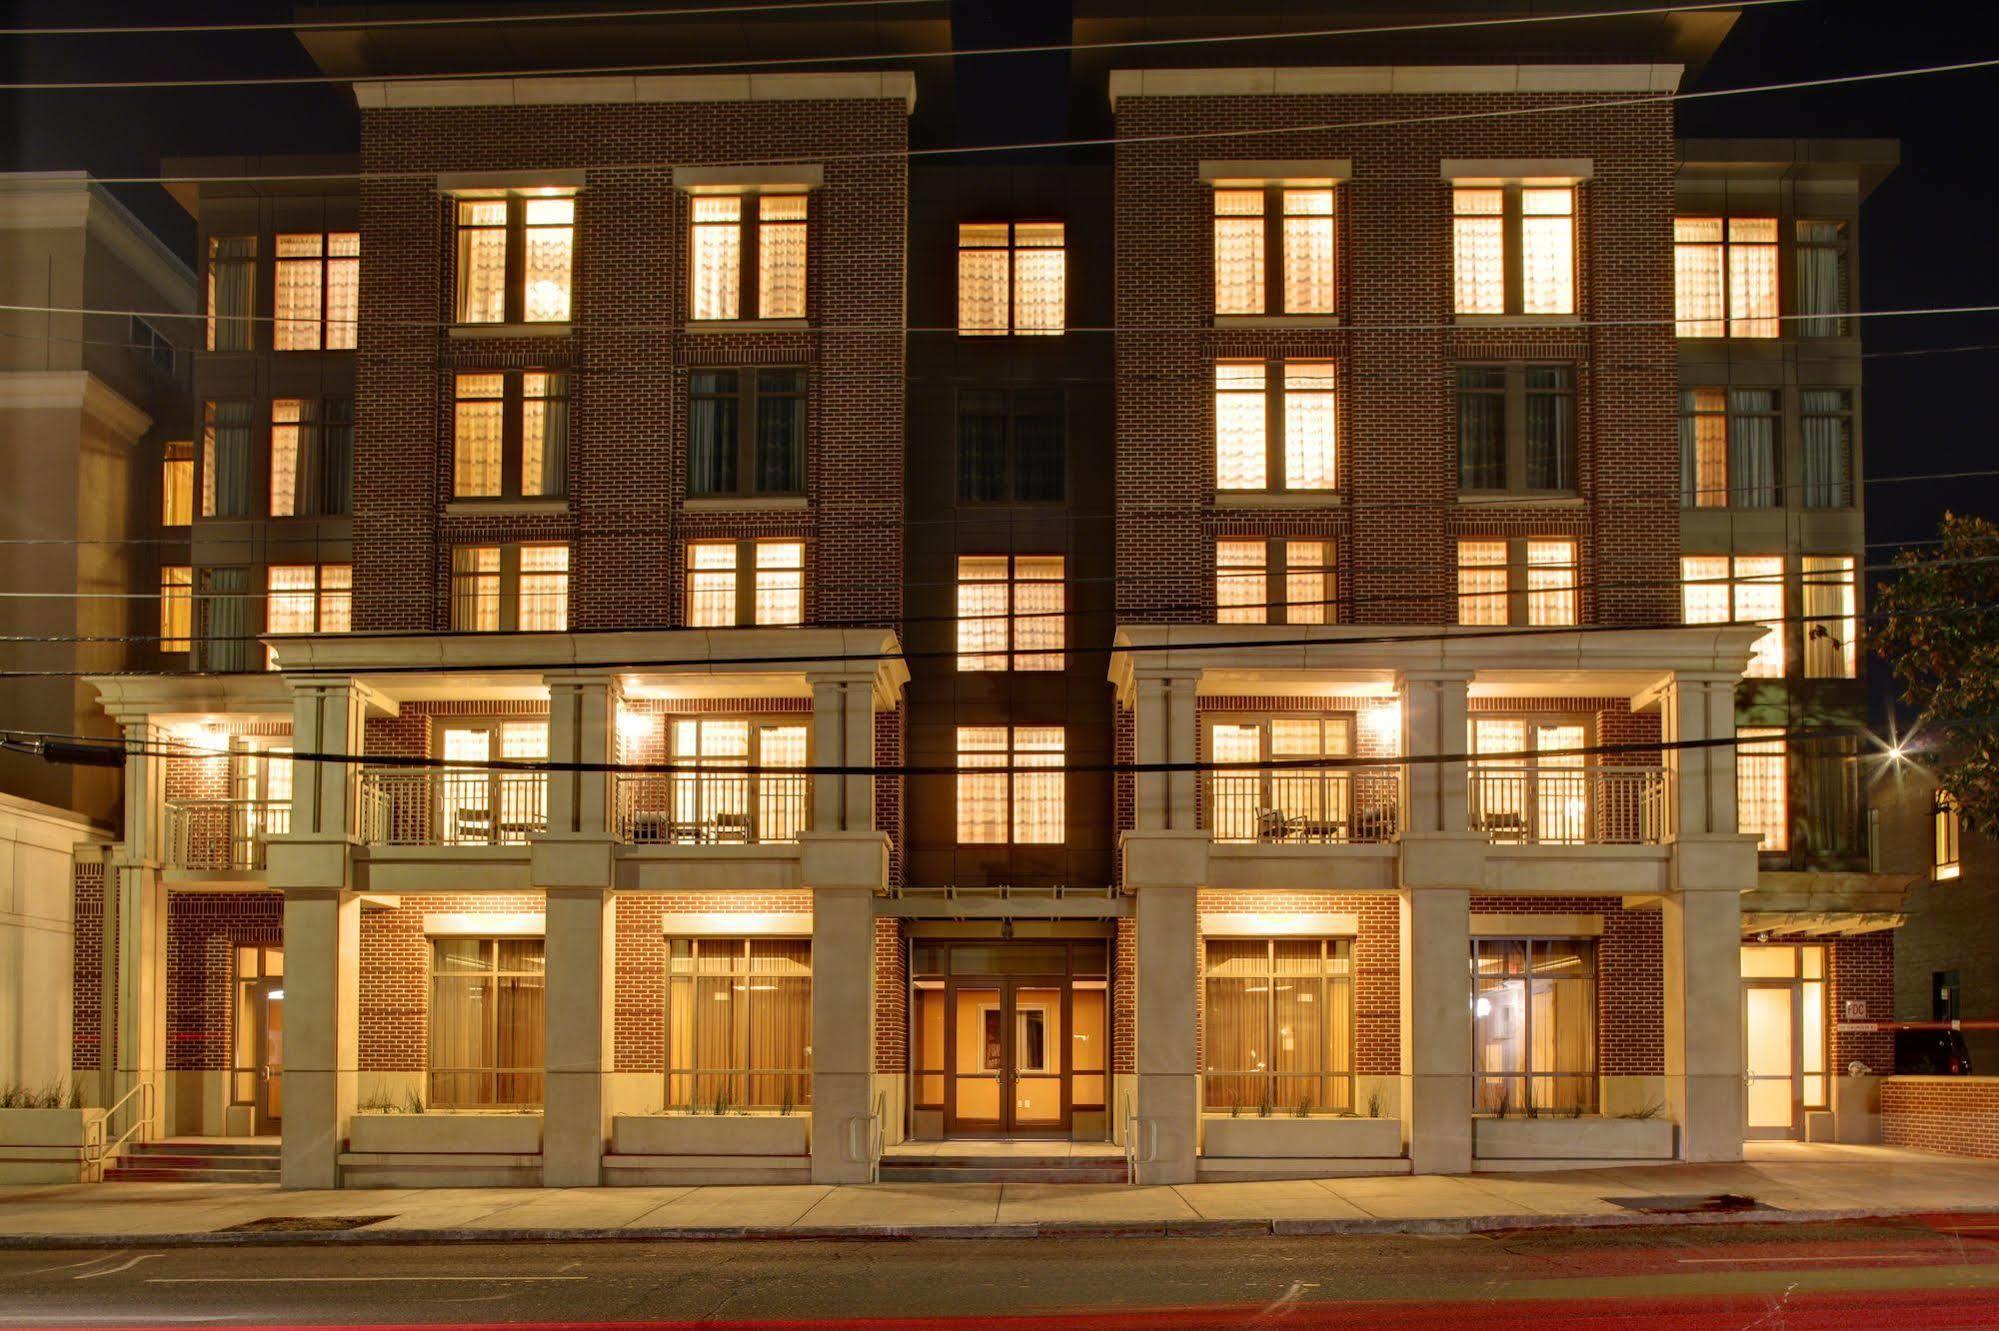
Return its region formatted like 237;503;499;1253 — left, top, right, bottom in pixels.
1873;513;1999;835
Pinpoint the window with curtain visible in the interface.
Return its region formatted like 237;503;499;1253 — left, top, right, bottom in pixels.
320;398;354;516
1452;184;1575;316
1214;360;1337;492
264;564;351;667
453;193;574;325
956;388;1065;503
956;725;1064;844
452;371;569;500
1679;387;1780;508
957;221;1065;335
429;937;546;1108
1795;220;1848;337
1801;554;1857;679
518;544;568;630
666;937;812;1112
1472;938;1596;1113
266;397;352;518
1212;184;1337;315
269;399;310;518
688;368;806;497
1737;727;1789;853
1456;365;1575;493
160;566;192;653
200;401;253;518
1214;538;1333;625
196;566;252;671
1207;716;1355;844
273;231;359;350
689;193;810;322
1800;389;1852;508
1468;717;1587;844
1680;554;1785;678
1935;792;1962;882
1202;938;1353;1114
684;539;806;628
1673;216;1777;337
663;718;809;845
1457;538;1576;626
435;722;547;847
450;543;568;631
956;555;1064;671
1457;540;1508;626
206;236;256;350
161;442;193;526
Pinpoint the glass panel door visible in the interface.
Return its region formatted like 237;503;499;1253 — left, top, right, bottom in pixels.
1744;982;1798;1136
949;984;1004;1133
1012;986;1064;1129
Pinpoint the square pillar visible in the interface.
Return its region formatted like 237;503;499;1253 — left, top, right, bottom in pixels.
1397;671;1472;836
1655;672;1739;838
809;673;875;833
545;673;620;837
809;884;877;1182
287;677;384;841
1134;882;1199;1184
1401;886;1473;1174
279;888;359;1190
102;858;166;1127
542;886;616;1186
1663;884;1746;1161
1132;670;1199;832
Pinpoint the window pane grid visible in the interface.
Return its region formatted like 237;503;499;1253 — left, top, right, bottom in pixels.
665;937;813;1112
1457;540;1508;626
1472;938;1597;1114
955;726;1064;844
1201;938;1354;1114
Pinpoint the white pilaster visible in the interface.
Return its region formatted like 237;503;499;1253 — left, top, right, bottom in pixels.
279;888;358;1189
809;885;876;1183
808;672;876;833
1400;886;1473;1174
1397;670;1472;836
1132;669;1199;832
541;886;616;1186
1657;671;1740;838
544;672;620;837
1662;884;1745;1161
1134;882;1199;1184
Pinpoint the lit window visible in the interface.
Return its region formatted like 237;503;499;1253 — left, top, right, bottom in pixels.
1456;365;1575;493
1737;727;1789;852
1525;540;1577;627
161;442;193;526
1214;360;1337;492
956;725;1064;844
1673;217;1777;338
451;547;501;631
266;398;353;518
957;222;1065;335
689;194;810;321
650;718;810;847
666;937;812;1111
1206;716;1357;845
685;539;805;628
1457;540;1509;626
1796;220;1848;338
1472;938;1596;1113
1452;185;1575;317
1681;555;1785;678
450;544;567;632
265;564;351;668
160;566;192;653
270;400;303;517
1935;792;1962;882
194;567;252;672
272;232;359;351
1468;717;1588;845
200;400;253;518
1215;538;1333;625
205;236;256;350
1202;938;1354;1114
1212;185;1337;315
519;544;569;630
956;555;1064;671
1679;388;1779;508
454;194;574;325
1457;538;1574;627
688;369;806;497
453;374;504;497
429;937;545;1108
453;371;569;500
1801;555;1856;679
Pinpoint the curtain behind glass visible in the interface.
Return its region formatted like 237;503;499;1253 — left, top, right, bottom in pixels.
957;390;1008;501
1013;390;1065;501
1796;222;1845;337
1800;390;1850;508
754;370;805;493
1456;367;1504;490
1524;367;1574;490
207;237;255;350
320;398;353;515
204;401;253;517
1727;390;1778;508
688;371;738;495
200;567;251;672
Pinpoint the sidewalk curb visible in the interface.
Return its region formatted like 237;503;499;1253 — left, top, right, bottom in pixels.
0;1202;1990;1249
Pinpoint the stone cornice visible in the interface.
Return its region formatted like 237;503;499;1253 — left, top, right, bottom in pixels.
1109;63;1684;106
0;174;195;310
355;71;917;113
0;371;153;442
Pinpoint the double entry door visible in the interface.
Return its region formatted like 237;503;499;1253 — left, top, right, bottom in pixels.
946;978;1068;1137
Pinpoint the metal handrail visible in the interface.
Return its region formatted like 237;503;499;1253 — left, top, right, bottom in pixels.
102;1080;158;1164
869;1090;886;1184
1120;1088;1143;1186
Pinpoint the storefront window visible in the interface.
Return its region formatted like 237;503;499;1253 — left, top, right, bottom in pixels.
666;937;812;1112
1202;937;1353;1114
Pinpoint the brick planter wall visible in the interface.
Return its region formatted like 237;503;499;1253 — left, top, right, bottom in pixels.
1881;1077;1999;1158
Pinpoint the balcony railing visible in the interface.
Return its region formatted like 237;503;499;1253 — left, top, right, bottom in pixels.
614;772;808;846
358;768;548;847
164;799;290;871
1209;767;1402;845
1467;765;1670;846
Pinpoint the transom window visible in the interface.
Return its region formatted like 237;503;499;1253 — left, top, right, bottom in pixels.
1680;555;1784;678
264;563;351;667
450;543;569;632
269;397;354;517
1452;184;1575;317
429;936;545;1109
1212;185;1336;315
206;236;256;350
1202;938;1354;1114
957;388;1065;503
454;193;575;325
1456;365;1575;493
956;555;1063;671
689;194;809;322
688;369;805;497
1214;360;1337;492
1215;537;1332;624
1737;727;1789;852
666;937;813;1113
685;539;804;628
1456;538;1577;627
272;232;359;351
1801;555;1857;679
1472;938;1596;1114
1673;216;1777;338
956;725;1064;844
1680;388;1779;508
957;222;1065;336
452;372;569;500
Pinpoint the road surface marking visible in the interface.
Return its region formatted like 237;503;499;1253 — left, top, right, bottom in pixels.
146;1275;588;1284
1675;1254;1927;1264
73;1254;160;1280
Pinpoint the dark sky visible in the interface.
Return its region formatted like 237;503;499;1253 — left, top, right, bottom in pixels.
4;0;1996;553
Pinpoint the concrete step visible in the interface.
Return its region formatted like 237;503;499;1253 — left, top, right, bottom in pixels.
877;1161;1129;1184
126;1140;278;1159
112;1152;280;1171
103;1166;280;1184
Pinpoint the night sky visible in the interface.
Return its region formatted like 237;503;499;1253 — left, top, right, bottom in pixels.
3;0;1995;553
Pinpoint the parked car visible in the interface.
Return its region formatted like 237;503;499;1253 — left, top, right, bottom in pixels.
1895;1029;1974;1075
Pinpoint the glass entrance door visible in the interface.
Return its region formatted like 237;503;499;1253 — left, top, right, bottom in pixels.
943;979;1071;1137
1744;982;1798;1138
232;946;284;1134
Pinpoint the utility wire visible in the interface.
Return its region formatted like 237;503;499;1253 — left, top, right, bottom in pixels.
0;0;945;38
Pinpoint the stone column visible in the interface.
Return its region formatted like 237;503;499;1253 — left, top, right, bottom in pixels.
102;719;167;1119
1655;672;1740;838
808;883;877;1183
542;886;616;1186
279;887;358;1189
1662;884;1745;1161
1131;669;1199;832
543;672;620;838
1396;670;1473;836
1134;882;1199;1184
1400;886;1473;1174
287;677;379;841
809;672;876;833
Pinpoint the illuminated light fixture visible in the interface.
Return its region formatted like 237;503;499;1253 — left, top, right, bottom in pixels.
1360;701;1402;750
267;989;284;1001
616;710;659;746
1475;996;1493;1018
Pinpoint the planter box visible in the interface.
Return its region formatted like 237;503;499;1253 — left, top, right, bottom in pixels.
1204;1115;1403;1159
1474;1115;1675;1160
348;1113;542;1156
612;1114;808;1157
0;1108;109;1183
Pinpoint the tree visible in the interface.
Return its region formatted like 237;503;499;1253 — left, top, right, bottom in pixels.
1873;513;1999;835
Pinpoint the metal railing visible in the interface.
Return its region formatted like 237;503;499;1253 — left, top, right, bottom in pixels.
1467;765;1670;845
104;1080;159;1162
614;772;808;846
1209;767;1401;845
164;799;290;871
357;768;548;846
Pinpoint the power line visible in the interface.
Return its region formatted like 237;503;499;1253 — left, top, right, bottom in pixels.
0;0;944;38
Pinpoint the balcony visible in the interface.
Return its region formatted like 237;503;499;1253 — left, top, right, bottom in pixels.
614;772;807;846
1209;768;1401;845
358;769;548;847
164;799;290;872
1467;765;1670;846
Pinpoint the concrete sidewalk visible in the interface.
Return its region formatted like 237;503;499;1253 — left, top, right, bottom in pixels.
0;1143;1992;1247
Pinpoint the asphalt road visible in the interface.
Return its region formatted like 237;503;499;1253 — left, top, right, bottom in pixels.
5;1216;1999;1328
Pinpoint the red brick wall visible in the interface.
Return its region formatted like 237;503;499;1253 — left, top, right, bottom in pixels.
71;858;103;1073
1114;916;1136;1077
1831;933;1896;1072
874;917;906;1076
1113;92;1679;628
1475;894;1664;1077
166;892;282;1072
1882;1077;1999;1158
358;892;547;1072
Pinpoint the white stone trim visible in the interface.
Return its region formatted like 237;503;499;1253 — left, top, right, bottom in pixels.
1200;912;1358;937
0;371;152;441
661;912;813;938
437;169;586;195
1469;913;1604;938
1109;64;1683;105
423;912;546;937
0;174;195;309
672;164;824;194
1199;159;1351;185
356;71;917;113
1442;158;1594;184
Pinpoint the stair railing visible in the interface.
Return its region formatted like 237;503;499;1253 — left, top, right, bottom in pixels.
102;1080;159;1169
